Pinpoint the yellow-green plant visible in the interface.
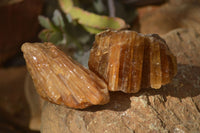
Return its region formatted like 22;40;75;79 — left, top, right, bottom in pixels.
38;0;135;48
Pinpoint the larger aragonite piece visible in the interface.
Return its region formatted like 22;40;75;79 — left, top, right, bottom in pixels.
88;30;177;93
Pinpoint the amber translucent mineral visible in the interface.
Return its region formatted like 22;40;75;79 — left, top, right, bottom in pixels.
88;30;177;93
21;42;109;109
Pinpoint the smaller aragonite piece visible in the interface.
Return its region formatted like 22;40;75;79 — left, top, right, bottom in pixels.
88;30;177;93
21;42;110;109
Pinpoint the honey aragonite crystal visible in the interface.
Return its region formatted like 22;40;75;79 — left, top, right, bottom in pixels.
21;42;109;109
88;30;177;93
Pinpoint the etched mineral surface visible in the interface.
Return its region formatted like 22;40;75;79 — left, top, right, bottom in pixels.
89;30;177;93
22;42;109;109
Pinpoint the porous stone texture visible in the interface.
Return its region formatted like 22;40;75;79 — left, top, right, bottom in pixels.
40;28;200;133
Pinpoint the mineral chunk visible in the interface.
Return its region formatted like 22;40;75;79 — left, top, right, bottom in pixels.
21;42;109;109
88;30;177;93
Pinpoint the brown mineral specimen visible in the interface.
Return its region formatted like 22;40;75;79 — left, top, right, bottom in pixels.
21;42;109;109
88;30;177;93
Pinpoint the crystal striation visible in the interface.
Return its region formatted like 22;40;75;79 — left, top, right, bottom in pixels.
88;30;177;93
21;42;109;109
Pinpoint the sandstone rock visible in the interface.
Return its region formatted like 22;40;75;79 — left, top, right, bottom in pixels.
24;73;42;131
139;1;200;34
40;28;200;132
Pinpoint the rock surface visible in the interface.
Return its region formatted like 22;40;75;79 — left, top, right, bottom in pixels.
40;28;200;133
0;66;31;132
139;1;200;35
24;73;42;131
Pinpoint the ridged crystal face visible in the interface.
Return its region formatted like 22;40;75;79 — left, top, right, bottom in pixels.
21;42;109;109
88;30;177;93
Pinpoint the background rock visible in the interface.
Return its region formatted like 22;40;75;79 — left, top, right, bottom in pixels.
24;74;42;131
0;67;28;122
139;1;200;34
0;0;43;65
0;67;33;132
40;28;200;133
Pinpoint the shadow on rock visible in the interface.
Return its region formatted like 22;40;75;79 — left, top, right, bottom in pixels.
145;64;200;98
83;91;133;112
83;64;200;112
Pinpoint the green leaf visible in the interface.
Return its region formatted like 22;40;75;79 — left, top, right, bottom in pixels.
82;25;103;34
58;0;128;34
38;16;54;30
69;7;127;30
58;0;73;12
49;31;63;44
52;10;65;28
39;29;63;45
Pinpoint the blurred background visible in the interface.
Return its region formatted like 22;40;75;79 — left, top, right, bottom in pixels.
0;0;200;132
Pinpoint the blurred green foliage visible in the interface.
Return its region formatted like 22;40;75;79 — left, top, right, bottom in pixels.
38;0;136;50
38;10;66;45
